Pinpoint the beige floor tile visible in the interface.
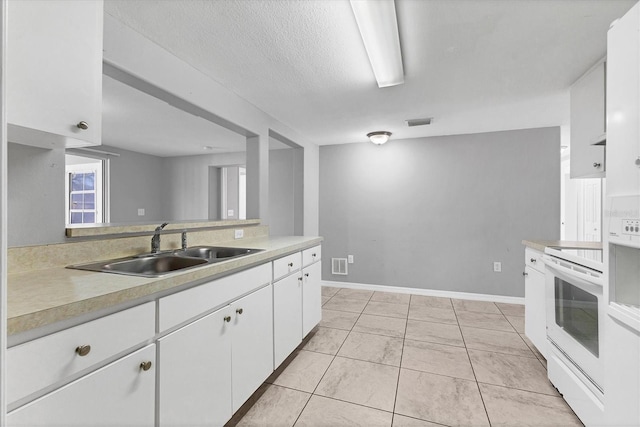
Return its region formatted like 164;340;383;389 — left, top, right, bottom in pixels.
496;302;525;317
456;311;514;332
371;291;411;304
461;326;535;357
236;384;310;427
479;383;582;427
353;314;407;338
405;320;464;347
295;395;393;427
506;315;525;333
402;339;475;380
321;286;340;297
363;301;409;319
395;369;489;427
468;349;557;395
452;299;501;314
323;297;368;313
319;309;359;330
315;356;399;412
303;327;349;355
519;334;547;367
392;414;443;427
271;350;334;393
335;288;374;300
408;304;457;325
338;331;403;366
410;295;452;309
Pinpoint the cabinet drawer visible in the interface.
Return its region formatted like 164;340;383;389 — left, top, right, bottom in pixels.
302;245;321;267
7;302;155;405
273;253;302;281
525;248;545;274
159;263;272;332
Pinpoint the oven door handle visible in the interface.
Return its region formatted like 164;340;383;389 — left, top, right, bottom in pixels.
542;255;605;289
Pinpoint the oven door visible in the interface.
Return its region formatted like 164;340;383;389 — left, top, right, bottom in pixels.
544;256;604;391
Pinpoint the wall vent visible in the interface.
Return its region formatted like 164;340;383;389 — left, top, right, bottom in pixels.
331;258;348;275
406;117;433;127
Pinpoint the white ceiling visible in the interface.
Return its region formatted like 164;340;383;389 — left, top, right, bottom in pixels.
104;0;637;147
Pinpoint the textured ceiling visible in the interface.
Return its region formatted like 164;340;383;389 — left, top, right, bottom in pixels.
104;0;637;146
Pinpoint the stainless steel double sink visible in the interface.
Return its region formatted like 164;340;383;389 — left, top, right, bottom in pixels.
68;246;263;278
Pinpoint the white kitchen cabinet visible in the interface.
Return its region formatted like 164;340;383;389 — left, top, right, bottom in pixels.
302;261;322;337
607;1;640;196
7;345;155;427
604;314;640;427
231;285;274;411
7;0;103;148
158;284;273;426
273;273;303;367
570;60;606;179
158;307;233;427
524;248;548;358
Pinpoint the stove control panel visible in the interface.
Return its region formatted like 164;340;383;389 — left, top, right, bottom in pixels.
622;219;640;236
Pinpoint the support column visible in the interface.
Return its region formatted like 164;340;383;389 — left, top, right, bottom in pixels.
246;133;269;226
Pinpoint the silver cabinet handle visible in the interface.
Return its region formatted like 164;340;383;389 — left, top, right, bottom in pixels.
224;316;231;323
305;273;310;277
635;157;640;167
522;272;528;276
76;121;89;130
140;361;152;371
288;262;294;267
530;258;536;263
236;308;243;315
75;345;91;357
593;162;601;168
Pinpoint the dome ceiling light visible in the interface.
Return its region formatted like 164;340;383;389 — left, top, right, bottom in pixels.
367;131;392;145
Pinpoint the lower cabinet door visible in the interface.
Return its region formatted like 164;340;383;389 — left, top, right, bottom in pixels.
302;261;322;337
273;273;303;367
158;307;233;427
231;285;274;412
7;345;156;427
524;265;548;358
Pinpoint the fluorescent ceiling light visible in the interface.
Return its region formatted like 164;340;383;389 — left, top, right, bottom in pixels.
350;0;404;88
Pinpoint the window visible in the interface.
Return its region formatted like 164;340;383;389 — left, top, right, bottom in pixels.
65;154;105;224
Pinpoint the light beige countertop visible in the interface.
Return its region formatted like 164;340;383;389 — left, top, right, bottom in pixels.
522;239;603;253
8;236;322;336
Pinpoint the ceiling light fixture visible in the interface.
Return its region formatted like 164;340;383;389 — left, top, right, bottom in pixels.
350;0;404;88
367;131;392;145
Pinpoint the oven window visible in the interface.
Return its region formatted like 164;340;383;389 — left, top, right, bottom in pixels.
554;278;599;357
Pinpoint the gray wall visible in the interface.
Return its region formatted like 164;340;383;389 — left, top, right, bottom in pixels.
319;127;561;298
269;148;304;236
162;152;246;220
107;145;165;223
8;143;66;246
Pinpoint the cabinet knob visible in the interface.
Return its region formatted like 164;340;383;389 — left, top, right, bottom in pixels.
236;308;243;315
298;276;303;281
75;345;91;357
312;253;317;257
76;121;89;130
593;162;601;168
522;272;528;276
305;273;310;277
224;316;231;323
288;262;294;267
139;361;152;371
530;258;536;263
635;157;640;167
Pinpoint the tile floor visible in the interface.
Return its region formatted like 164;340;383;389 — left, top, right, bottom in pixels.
229;287;583;427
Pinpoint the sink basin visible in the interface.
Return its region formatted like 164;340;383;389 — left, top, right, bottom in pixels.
69;254;208;278
68;246;262;277
173;246;263;261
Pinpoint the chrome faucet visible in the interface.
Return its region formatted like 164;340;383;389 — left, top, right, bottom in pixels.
151;222;169;253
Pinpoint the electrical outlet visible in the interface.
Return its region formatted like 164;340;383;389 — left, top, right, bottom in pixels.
234;229;244;239
137;208;145;216
493;262;502;272
348;255;354;264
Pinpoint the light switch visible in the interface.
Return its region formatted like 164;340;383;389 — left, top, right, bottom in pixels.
137;208;145;216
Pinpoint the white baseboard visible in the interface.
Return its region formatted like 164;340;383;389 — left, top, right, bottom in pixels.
321;280;524;305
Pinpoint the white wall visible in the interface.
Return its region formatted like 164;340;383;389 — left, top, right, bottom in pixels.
320;127;561;298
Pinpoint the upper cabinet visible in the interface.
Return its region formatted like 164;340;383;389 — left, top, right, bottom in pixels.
607;2;640;197
7;0;103;149
570;60;606;179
